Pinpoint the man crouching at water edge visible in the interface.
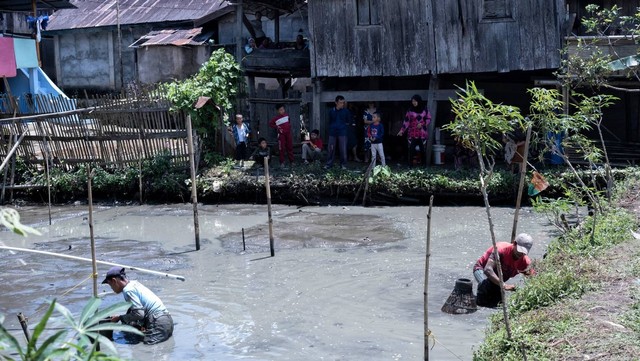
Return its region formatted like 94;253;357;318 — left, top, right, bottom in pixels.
102;266;174;344
472;233;536;308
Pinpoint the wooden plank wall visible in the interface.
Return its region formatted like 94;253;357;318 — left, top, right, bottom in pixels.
309;0;563;77
0;93;188;169
250;85;302;144
309;0;435;78
433;0;564;74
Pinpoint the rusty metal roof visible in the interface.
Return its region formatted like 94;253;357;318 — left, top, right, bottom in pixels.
130;27;214;47
46;0;231;31
0;0;76;12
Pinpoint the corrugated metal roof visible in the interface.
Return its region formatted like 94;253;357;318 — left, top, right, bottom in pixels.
46;0;230;31
0;0;76;12
130;27;213;47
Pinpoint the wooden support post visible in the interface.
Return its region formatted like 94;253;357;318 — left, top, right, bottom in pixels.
248;76;257;140
264;157;274;257
510;126;532;242
186;115;200;251
424;195;433;360
87;164;98;298
274;10;280;43
425;75;439;166
312;79;323;134
1;133;14;204
235;0;244;64
43;139;52;225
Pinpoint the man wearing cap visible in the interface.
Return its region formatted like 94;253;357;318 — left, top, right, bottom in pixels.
472;233;535;308
102;266;173;344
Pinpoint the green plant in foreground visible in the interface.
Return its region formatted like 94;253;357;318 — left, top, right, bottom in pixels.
0;298;139;361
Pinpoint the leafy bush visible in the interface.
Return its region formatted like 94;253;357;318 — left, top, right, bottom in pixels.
0;298;140;361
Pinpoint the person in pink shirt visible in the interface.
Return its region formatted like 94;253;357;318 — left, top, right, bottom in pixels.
397;94;431;167
269;103;295;168
473;233;536;307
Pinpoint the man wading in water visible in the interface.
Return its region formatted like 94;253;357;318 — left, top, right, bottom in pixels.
103;267;174;344
472;233;535;307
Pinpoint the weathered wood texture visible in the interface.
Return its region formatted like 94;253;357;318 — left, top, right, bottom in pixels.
309;0;434;77
250;84;303;144
309;0;564;76
0;93;188;169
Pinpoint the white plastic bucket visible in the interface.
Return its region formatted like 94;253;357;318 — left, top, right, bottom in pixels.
433;144;446;165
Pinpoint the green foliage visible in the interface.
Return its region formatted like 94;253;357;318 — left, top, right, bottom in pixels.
444;81;525;159
475;206;638;359
560;4;640;87
161;48;241;141
0;207;41;236
0;298;138;361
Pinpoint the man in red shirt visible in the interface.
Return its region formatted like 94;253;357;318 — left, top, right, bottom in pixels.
473;233;535;307
269;104;295;168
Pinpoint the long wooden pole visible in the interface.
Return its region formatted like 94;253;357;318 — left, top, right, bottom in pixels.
264;157;274;257
510;126;532;242
0;107;96;123
0;245;186;281
424;195;433;360
186;115;200;251
43;138;52;225
0;131;26;173
17;313;30;342
87;164;98;297
1;132;15;203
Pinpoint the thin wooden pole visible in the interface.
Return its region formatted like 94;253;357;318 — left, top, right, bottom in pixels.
510;126;532;242
242;228;246;251
0;245;186;281
1;132;14;204
17;312;30;342
44;139;52;225
186;115;200;251
87;164;98;298
264;157;274;257
424;195;433;361
0;131;26;174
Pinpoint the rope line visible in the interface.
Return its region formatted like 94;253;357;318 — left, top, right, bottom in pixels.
428;329;465;361
27;272;96;319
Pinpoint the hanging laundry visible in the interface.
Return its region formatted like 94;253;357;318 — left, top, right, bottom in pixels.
26;15;49;42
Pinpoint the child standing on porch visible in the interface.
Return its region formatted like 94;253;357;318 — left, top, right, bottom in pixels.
368;112;386;166
228;114;251;168
269;103;295;168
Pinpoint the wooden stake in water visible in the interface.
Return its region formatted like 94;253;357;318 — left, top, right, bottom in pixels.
17;313;30;342
424;195;433;361
511;126;532;241
186;115;200;251
242;227;246;251
264;157;274;257
87;164;98;298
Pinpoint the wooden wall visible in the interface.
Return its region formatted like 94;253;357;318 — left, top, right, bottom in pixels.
309;0;435;77
309;0;564;76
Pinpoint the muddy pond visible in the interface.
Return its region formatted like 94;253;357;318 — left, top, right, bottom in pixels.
0;204;555;360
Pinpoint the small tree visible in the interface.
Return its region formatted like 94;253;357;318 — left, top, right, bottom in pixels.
162;48;242;163
528;87;618;214
443;81;526;341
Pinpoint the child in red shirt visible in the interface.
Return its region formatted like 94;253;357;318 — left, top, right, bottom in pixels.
269;104;295;168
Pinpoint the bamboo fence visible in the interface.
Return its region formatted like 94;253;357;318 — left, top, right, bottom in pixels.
0;91;188;170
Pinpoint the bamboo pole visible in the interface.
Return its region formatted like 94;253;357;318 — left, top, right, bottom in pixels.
0;106;97;123
1;132;14;204
44;139;52;225
510;126;532;242
424;195;434;361
87;164;98;298
0;245;186;281
0;130;27;173
264;157;274;257
186;115;200;251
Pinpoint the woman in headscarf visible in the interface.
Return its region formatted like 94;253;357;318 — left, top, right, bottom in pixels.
397;94;431;166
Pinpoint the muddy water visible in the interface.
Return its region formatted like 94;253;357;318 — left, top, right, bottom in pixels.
0;204;554;360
